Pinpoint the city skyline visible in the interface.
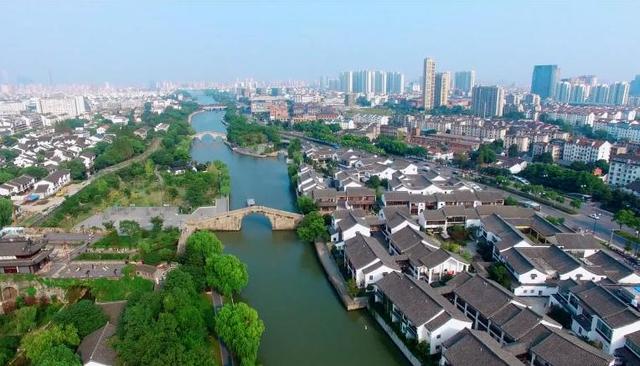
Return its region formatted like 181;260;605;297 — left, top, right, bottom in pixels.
1;0;639;86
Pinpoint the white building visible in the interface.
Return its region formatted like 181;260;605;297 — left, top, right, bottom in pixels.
562;138;611;163
608;154;640;187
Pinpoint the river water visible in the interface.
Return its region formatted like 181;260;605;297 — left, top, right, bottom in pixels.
189;92;406;366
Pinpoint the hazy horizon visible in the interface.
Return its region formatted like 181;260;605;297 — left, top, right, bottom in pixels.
1;0;638;86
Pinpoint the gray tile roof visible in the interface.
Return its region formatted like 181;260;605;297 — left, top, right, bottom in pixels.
376;272;469;328
344;233;399;271
530;328;614;366
442;328;525;366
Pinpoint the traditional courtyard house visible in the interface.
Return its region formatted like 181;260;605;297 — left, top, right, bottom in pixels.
550;281;640;354
343;233;401;289
373;272;472;354
380;206;420;235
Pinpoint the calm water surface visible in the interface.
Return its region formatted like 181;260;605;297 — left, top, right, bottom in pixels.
190;92;406;366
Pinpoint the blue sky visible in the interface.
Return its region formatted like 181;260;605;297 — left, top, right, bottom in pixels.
0;0;638;86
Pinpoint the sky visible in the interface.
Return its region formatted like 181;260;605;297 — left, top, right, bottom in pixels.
0;0;638;87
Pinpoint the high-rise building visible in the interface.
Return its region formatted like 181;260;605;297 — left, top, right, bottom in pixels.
609;82;630;106
555;81;572;103
340;71;353;93
422;57;436;110
453;71;475;95
386;72;405;95
531;65;559;100
471;85;505;117
36;96;87;116
570;84;588;104
590;84;610;104
434;72;450;107
353;70;373;94
576;75;598;86
631;75;640;97
373;71;387;95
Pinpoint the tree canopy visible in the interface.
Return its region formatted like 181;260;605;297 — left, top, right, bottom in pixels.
296;211;328;242
205;254;249;297
21;324;81;366
214;303;265;366
0;198;13;228
52;300;108;338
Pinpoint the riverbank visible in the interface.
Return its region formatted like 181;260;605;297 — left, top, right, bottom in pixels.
314;241;367;311
188;109;206;124
189;98;408;366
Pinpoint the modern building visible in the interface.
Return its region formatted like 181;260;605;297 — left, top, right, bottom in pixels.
386;71;405;95
453;71;475;95
352;70;373;94
590;84;610;104
561;138;611;163
373;71;387;95
555;81;572;104
422;57;436;110
434;72;450;108
608;154;640;187
569;84;588;104
340;71;353;93
471;85;504;117
609;82;630;106
531;65;559;100
631;75;640;97
36;96;87;117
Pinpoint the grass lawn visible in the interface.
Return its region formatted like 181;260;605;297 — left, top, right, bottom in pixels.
91;229;180;265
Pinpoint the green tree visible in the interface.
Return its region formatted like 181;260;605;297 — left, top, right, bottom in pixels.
119;220;142;238
181;231;224;290
504;196;519;206
296;196;318;214
296;211;327;242
0;198;13;228
205;254;249;297
52;300;108;338
507;144;519;157
150;216;164;232
570;199;582;209
488;263;511;289
532;153;554;164
21;324;80;366
614;209;637;230
12;306;37;334
62;159;87;180
184;231;224;263
214;303;265;366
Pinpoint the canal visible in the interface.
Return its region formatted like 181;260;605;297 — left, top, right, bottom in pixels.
189;92;407;366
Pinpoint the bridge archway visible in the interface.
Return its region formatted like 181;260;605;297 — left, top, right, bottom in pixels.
193;131;227;141
177;206;303;253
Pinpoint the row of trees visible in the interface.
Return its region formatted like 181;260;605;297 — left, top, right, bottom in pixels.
179;231;265;365
19;299;109;366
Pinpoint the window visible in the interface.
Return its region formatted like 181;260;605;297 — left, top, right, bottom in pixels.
369;275;373;280
530;273;537;279
436;334;441;339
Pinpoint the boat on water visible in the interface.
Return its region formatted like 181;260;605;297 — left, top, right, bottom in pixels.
246;198;256;207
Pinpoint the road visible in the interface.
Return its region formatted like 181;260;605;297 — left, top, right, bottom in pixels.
211;291;234;366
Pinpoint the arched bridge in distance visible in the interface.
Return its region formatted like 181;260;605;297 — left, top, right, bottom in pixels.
177;205;304;253
200;104;227;111
193;131;228;141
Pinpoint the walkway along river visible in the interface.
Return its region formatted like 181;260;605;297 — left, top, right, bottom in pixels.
189;92;407;366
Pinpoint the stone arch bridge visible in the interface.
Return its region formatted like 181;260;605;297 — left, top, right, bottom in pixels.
193;131;227;141
178;205;303;253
